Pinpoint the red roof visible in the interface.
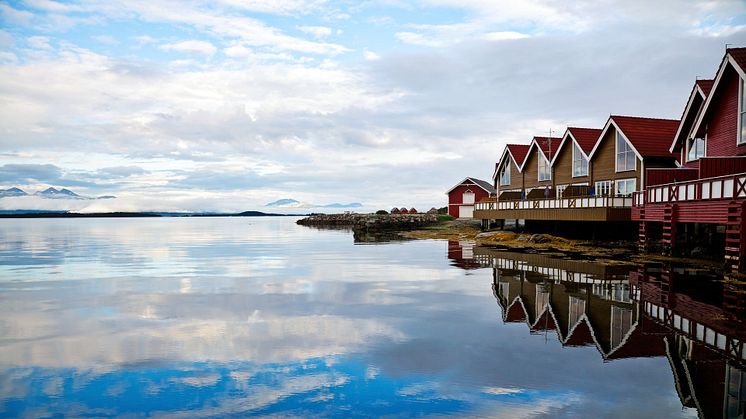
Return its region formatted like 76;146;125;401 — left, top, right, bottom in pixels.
505;144;530;167
727;47;746;74
533;136;562;160
611;115;680;159
567;127;602;155
695;79;714;96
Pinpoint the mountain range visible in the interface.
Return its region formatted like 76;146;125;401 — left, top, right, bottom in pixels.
265;198;362;209
0;187;116;200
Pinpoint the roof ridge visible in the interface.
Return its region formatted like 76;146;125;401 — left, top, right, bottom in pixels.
610;114;679;122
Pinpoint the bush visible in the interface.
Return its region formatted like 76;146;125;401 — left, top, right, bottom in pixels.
437;207;448;214
375;210;388;215
437;214;454;222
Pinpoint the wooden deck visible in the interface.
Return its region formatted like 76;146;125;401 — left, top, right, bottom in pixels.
474;196;632;221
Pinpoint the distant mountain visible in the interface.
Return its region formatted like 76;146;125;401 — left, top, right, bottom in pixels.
266;198;301;207
0;187;116;200
0;187;28;198
265;198;363;209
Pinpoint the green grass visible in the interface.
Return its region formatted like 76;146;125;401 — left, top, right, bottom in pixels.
436;215;454;222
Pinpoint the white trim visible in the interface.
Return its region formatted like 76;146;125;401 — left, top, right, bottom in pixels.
571;139;589;178
669;82;708;153
589;117;644;161
738;77;746;146
445;177;494;195
521;137;558;172
615;130;638;173
538;151;552;181
691;52;746;140
684;135;707;163
550;129;572;166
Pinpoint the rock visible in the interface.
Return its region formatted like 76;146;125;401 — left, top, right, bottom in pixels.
690;246;707;258
476;232;498;239
529;234;550;244
516;235;529;241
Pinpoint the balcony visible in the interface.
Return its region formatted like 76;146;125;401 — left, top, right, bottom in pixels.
473;195;633;222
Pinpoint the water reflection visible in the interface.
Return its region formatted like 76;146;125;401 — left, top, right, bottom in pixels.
477;246;746;419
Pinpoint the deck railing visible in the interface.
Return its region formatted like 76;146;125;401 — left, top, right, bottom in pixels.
633;171;746;207
475;196;632;211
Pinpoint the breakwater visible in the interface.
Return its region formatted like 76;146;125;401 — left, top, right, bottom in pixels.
297;213;439;231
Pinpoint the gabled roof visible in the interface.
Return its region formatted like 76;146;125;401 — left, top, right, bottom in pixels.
670;79;712;153
445;177;496;195
506;144;530;168
552;127;602;164
590;115;679;160
692;47;746;137
520;136;561;170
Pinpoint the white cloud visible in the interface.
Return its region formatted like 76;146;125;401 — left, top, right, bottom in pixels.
92;34;118;45
364;51;380;61
297;25;333;39
27;35;51;49
160;40;217;56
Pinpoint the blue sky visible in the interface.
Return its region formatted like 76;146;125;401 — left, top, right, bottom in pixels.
1;0;746;212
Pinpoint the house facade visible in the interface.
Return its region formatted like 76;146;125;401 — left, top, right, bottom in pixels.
446;177;496;218
493;144;529;197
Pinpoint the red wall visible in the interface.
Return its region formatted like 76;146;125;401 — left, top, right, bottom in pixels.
448;183;490;217
706;68;746;157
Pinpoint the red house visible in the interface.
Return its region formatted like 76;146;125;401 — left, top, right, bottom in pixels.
446;177;496;218
633;48;746;269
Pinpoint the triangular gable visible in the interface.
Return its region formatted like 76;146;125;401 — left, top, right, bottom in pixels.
669;80;711;153
494;144;530;179
445;177;495;195
589;115;678;160
521;137;560;171
691;48;746;138
550;127;602;165
589;117;642;161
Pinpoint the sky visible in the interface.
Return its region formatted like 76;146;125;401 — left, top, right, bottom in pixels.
1;0;746;213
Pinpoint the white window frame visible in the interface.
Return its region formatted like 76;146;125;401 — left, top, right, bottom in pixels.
499;160;511;186
538;153;551;181
686;135;706;162
462;189;475;204
573;182;589;186
736;78;746;145
572;141;589;177
615;178;636;197
556;184;568;198
615;131;637;173
595;180;611;197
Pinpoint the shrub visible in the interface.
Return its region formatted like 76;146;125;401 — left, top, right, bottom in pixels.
437;207;448;214
437;214;455;222
375;210;388;215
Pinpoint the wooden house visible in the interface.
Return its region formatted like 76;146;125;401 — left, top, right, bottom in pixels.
446;177;496;218
551;127;602;197
633;48;746;269
493;144;529;197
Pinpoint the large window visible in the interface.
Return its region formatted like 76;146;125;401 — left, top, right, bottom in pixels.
687;137;706;161
595;180;611;197
499;161;511;186
462;190;475;204
740;78;746;145
572;141;588;177
616;131;636;172
615;178;636;196
538;153;551;181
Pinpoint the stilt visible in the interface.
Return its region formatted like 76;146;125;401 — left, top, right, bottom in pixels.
662;204;678;256
724;201;746;272
638;207;647;253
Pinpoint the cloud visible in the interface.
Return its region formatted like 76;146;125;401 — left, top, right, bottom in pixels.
0;163;62;184
297;25;333;39
160;40;217;56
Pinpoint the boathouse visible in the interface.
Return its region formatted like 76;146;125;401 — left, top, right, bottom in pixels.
446;177;496;218
633;48;746;270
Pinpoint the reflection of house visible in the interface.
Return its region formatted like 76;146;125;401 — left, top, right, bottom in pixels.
447;240;482;270
446;177;496;218
490;252;745;419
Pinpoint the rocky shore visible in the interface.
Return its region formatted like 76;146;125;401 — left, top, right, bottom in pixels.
296;213;440;231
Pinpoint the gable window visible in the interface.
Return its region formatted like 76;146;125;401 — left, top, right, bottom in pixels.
740;78;746;145
615;178;636;196
462;189;475;204
499;161;511;186
686;137;706;161
616;131;636;172
538;153;551;181
572;141;589;177
595;180;611;197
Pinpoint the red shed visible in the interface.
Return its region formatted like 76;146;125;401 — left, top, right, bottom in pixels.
446;177;496;218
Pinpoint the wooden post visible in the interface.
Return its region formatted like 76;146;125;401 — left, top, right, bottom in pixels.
725;201;746;272
662;204;678;256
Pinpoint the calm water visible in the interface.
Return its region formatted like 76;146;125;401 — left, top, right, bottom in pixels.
0;217;743;418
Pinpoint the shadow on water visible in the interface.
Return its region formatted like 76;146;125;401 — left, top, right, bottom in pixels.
448;240;746;419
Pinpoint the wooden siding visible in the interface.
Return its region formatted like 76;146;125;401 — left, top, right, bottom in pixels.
553;140;590;187
706;68;746;157
699;156;746;177
523;149;553;190
634;201;733;224
646;168;699;187
474;207;630;221
448;182;491;217
592;127;642;188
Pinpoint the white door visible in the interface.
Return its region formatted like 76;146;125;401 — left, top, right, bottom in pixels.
459;205;473;218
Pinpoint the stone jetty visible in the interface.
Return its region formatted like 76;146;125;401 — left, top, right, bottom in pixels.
297;213;439;231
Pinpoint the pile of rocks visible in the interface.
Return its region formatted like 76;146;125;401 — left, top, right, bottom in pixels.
297;213;439;232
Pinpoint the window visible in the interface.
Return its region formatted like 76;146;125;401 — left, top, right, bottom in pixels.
616;178;636;196
740;78;746;145
556;184;568;198
595;180;611;197
572;141;588;177
463;190;475;204
499;161;511;186
616;131;636;172
538;153;551;181
686;137;706;161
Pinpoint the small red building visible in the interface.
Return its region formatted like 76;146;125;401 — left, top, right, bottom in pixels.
446;177;496;218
